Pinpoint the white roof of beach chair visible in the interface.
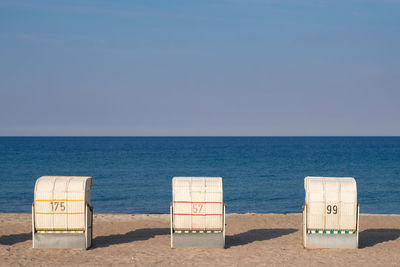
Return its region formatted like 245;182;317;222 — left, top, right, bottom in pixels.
34;176;92;231
172;177;223;231
304;176;357;231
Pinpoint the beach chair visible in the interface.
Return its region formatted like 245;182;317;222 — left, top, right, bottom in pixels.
303;176;359;249
170;177;226;248
32;176;93;249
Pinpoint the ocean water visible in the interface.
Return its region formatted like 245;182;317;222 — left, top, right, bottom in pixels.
0;137;399;214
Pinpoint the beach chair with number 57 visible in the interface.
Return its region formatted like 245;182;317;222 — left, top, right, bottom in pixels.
170;177;226;248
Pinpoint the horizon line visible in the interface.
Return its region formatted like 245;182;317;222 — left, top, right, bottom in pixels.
0;135;400;138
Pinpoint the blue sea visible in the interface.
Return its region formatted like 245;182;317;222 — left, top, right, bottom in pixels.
0;137;399;214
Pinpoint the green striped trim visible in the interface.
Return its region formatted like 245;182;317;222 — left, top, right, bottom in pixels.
307;230;355;235
37;230;84;234
175;230;221;234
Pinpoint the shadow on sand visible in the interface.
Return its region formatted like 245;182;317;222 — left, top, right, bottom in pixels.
226;228;298;248
0;232;31;246
93;228;170;248
359;229;400;248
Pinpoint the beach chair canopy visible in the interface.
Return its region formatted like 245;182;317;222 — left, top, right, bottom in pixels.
305;176;357;231
34;176;92;231
172;177;223;231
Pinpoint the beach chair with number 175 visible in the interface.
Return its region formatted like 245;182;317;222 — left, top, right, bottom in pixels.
32;176;93;249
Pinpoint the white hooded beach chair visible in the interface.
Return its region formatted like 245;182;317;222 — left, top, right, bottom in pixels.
303;176;359;249
170;177;226;248
32;176;93;249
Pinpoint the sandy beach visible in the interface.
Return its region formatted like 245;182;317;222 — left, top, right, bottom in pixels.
0;213;399;266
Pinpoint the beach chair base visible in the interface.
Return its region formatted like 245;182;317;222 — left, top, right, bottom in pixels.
171;232;225;248
33;233;88;249
170;204;226;248
304;233;358;249
303;204;360;249
32;204;93;249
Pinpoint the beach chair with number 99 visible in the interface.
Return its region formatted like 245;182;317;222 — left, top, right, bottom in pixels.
170;177;226;248
303;176;359;249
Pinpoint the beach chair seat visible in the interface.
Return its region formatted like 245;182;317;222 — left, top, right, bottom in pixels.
303;176;359;249
170;177;225;248
32;176;93;249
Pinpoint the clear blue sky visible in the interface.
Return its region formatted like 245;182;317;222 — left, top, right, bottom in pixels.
1;0;399;136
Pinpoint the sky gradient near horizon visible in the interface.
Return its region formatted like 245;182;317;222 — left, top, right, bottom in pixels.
1;0;399;136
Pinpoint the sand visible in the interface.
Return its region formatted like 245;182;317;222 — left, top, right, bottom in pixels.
0;213;399;266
